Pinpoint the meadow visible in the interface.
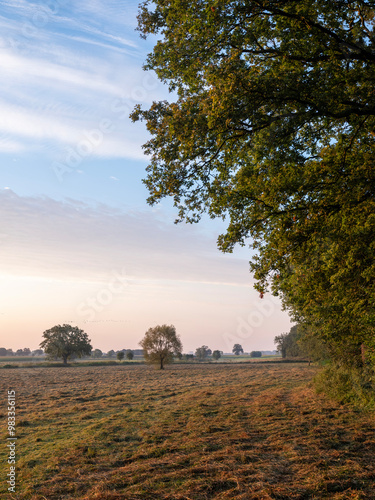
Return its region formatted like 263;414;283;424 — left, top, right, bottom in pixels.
1;362;375;499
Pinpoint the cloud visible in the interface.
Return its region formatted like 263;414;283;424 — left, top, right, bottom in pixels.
0;41;165;160
0;191;251;287
0;2;167;161
0;50;125;97
0;98;148;161
0;135;25;153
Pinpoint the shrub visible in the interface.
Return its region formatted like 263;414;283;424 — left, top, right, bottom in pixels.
314;364;375;409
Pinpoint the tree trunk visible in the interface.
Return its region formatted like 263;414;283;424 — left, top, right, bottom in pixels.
160;357;164;370
63;355;68;365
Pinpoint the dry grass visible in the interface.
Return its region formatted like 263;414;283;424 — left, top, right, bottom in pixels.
1;363;374;499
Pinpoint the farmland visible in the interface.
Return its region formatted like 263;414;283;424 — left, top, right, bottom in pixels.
1;363;375;499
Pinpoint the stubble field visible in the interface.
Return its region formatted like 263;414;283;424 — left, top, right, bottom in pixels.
1;362;375;499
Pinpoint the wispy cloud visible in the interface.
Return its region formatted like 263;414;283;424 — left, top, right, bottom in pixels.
0;50;125;97
0;1;165;161
0;191;251;286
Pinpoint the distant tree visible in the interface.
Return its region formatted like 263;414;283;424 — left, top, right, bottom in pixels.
183;354;194;361
0;347;7;356
107;349;116;358
32;349;44;356
212;350;221;361
140;324;182;370
117;351;125;362
126;350;134;360
232;344;244;356
92;349;103;358
195;345;211;361
6;349;14;356
15;348;31;356
274;333;288;358
250;351;262;358
295;325;329;365
40;324;92;365
274;326;303;359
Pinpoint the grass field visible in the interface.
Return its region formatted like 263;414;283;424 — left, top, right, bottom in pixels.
1;363;375;499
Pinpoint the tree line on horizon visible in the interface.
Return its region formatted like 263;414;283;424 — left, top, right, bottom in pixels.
2;324;269;368
0;344;270;358
2;327;270;364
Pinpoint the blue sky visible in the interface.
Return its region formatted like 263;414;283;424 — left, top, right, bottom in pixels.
0;0;292;352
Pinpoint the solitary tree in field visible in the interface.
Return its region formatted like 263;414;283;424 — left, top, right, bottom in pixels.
212;350;221;361
195;345;211;361
140;324;182;370
126;350;134;360
40;324;92;365
117;351;125;362
232;344;244;356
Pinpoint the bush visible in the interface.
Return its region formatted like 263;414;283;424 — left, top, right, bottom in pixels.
250;351;262;358
314;364;375;409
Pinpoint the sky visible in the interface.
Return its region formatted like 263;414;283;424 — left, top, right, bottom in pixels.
0;0;293;353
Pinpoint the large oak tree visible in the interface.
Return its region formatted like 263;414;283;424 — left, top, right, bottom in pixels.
40;324;92;365
132;1;375;364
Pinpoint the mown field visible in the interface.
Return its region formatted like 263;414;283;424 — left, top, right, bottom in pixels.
1;363;375;499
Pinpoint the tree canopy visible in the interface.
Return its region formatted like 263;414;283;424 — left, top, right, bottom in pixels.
212;349;222;360
140;324;182;369
132;1;375;366
232;344;244;355
40;324;92;365
195;345;211;360
117;351;125;361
